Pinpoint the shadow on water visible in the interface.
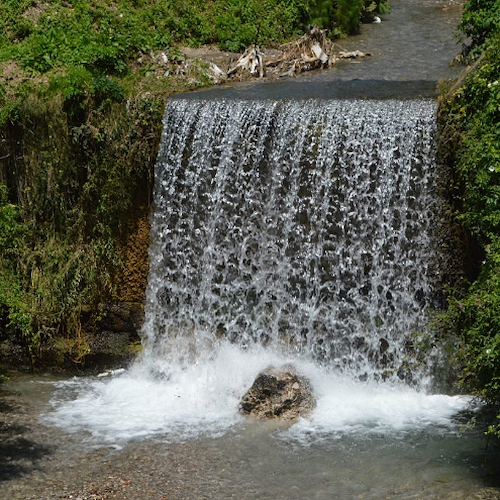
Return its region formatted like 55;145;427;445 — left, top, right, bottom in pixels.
0;395;52;482
172;79;441;100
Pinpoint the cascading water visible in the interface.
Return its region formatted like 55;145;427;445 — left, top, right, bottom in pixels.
46;98;468;444
144;98;440;381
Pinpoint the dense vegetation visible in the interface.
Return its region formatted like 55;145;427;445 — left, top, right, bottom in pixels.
0;0;388;368
0;0;387;75
438;0;500;435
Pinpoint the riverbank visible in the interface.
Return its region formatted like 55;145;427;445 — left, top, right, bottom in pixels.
436;0;500;437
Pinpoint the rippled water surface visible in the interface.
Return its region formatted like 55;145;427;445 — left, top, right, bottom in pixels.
1;372;499;500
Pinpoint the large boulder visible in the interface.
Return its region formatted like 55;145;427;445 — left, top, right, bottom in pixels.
239;365;316;420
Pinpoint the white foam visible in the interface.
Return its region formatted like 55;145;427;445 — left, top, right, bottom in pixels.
45;343;469;444
286;369;469;444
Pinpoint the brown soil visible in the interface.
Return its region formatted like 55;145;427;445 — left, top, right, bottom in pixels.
116;209;150;304
0;61;31;96
179;45;283;76
22;3;50;25
179;45;240;74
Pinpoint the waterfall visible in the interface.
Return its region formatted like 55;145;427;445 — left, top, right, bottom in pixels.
142;98;441;383
46;98;469;443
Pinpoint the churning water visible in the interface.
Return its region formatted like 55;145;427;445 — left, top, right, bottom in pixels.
47;99;471;445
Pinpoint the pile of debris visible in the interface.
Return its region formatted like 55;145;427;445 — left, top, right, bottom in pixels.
265;26;332;77
228;45;266;78
138;27;371;84
226;26;371;79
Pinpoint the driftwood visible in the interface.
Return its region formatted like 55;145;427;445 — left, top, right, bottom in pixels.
207;61;226;83
227;44;265;78
268;27;332;76
338;49;371;59
226;26;371;79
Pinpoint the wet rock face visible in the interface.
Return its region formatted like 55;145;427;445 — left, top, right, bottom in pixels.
239;365;316;420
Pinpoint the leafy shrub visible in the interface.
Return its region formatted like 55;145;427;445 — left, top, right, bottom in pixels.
460;0;500;58
48;67;124;121
446;37;500;244
11;17;35;41
440;238;500;434
213;0;310;52
0;80;168;366
438;6;500;434
0;185;31;344
309;0;389;36
334;0;366;35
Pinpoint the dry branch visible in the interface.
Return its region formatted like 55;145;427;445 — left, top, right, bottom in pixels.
338;49;371;59
227;45;265;78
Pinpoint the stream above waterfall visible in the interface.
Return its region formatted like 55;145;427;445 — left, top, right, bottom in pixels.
179;0;464;100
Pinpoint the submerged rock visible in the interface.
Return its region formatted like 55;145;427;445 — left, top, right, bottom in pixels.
239;365;316;420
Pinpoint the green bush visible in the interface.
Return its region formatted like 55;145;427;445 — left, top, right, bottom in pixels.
214;0;310;52
440;238;500;435
47;67;124;120
334;0;366;35
0;185;31;346
309;0;389;35
0;87;165;366
438;1;500;434
460;0;500;57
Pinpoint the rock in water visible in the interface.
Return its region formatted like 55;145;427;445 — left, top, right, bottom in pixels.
239;365;316;420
